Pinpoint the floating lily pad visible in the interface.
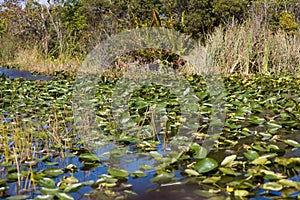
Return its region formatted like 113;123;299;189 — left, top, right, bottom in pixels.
194;158;218;173
64;183;84;193
43;168;64;177
107;168;129;178
151;173;175;184
39;178;55;188
34;194;55;200
6;195;30;200
244;150;259;160
221;155;237;166
184;169;200;176
133;170;147;178
262;182;283;191
78;153;100;163
55;192;74;200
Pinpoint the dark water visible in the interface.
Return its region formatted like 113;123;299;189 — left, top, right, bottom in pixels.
0;66;52;81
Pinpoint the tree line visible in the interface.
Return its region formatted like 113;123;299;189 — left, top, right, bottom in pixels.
0;0;299;68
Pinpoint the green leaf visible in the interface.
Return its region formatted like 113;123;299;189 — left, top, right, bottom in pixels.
64;183;84;193
43;168;64;177
190;144;207;159
283;139;300;147
234;190;249;197
221;155;236;166
40;187;59;195
133;170;146;178
149;151;163;160
34;195;55;200
244;150;259;160
55;193;74;200
6;195;30;200
219;167;236;175
150;173;175;184
194;158;218;173
39;178;56;188
202;176;221;184
107;168;129;178
251;157;269;165
184;169;199;176
78;153;100;162
262;182;283;191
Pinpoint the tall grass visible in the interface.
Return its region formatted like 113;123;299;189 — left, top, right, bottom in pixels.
1;46;80;74
207;19;300;75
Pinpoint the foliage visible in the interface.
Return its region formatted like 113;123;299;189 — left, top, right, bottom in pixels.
278;11;299;35
0;0;300;73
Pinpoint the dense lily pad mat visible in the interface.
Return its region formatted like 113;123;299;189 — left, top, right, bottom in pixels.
0;73;299;199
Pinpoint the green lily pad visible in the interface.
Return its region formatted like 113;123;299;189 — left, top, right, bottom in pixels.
7;173;24;181
55;192;74;200
6;195;30;200
43;168;64;177
251;157;269;165
107;168;129;178
194;158;218;173
34;194;55;200
184;169;200;176
149;151;163;160
133;170;147;178
283;139;300;147
262;182;283;191
221;155;237;166
39;178;56;188
244;150;259;160
219;167;236;175
0;179;6;187
151;173;175;184
202;176;221;184
40;187;60;195
234;190;249;197
78;153;100;162
190;144;207;159
64;183;84;193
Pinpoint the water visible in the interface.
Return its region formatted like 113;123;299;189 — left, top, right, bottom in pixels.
0;66;52;81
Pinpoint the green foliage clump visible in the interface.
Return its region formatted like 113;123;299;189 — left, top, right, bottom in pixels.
278;11;298;35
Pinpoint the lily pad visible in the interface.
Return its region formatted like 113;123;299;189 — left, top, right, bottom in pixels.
64;183;84;193
262;182;283;191
184;169;200;176
43;168;64;177
107;168;129;178
133;170;147;178
55;193;74;200
78;153;100;163
39;178;56;188
6;195;30;200
151;173;175;184
194;158;218;173
221;155;237;166
244;150;259;160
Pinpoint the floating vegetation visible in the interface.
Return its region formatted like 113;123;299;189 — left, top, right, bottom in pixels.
0;72;299;199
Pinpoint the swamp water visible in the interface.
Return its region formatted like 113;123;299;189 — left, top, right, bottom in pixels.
0;69;299;200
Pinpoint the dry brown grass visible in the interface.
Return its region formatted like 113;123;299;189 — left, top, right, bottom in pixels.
5;47;80;74
206;19;300;75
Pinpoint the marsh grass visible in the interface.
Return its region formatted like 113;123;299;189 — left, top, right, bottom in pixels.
0;110;74;164
3;47;80;74
207;19;300;75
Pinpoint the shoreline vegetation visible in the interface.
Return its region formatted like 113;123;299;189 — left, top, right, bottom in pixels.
1;0;300;75
3;20;300;76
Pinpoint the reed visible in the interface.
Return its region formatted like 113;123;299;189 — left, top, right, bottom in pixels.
206;18;300;75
